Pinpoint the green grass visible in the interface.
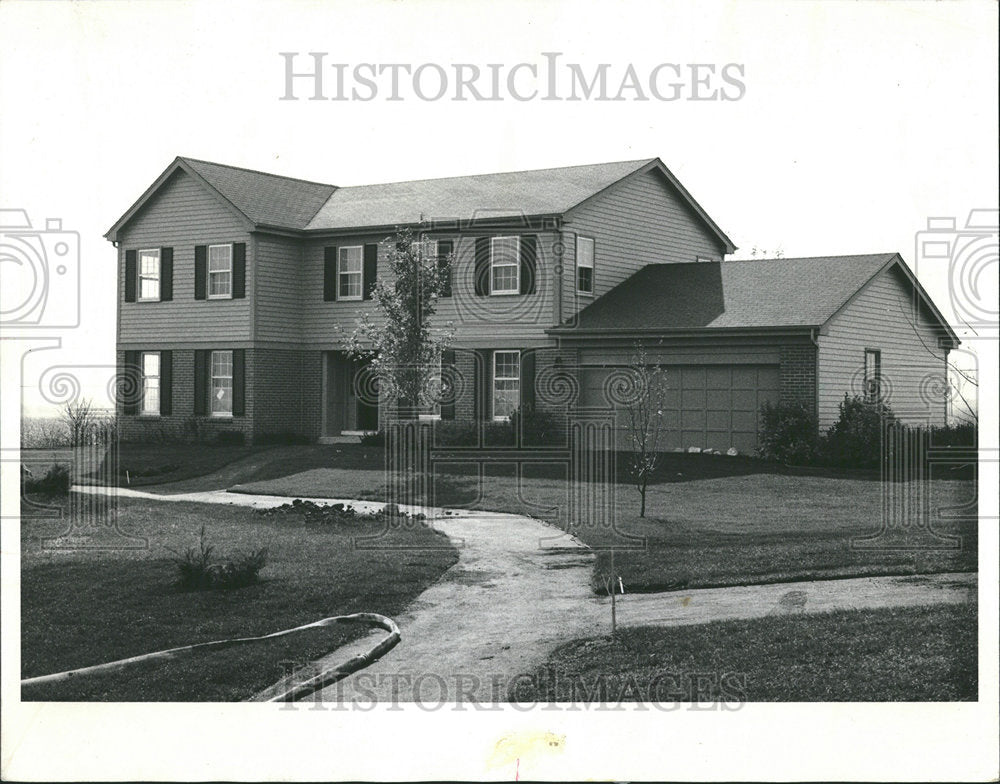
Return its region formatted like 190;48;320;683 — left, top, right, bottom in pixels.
233;450;977;595
21;496;457;701
509;602;978;702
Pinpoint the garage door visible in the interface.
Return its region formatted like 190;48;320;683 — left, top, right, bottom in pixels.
578;364;780;454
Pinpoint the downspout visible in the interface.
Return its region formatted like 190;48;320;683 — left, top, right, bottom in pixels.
810;327;820;432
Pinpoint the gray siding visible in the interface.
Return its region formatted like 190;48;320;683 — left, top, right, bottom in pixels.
117;170;252;345
300;232;560;349
254;234;304;344
560;167;728;324
817;265;948;427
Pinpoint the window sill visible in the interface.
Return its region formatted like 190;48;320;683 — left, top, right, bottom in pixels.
338;295;363;302
489;291;520;297
137;298;161;303
207;294;233;300
576;290;594;297
138;413;161;418
210;413;234;419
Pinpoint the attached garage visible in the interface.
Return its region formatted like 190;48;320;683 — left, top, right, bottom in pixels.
578;363;779;453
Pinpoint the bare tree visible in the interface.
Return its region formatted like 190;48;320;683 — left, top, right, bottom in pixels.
63;398;94;447
619;343;670;517
346;227;455;419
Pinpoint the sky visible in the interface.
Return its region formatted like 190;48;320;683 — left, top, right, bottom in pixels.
1;0;997;416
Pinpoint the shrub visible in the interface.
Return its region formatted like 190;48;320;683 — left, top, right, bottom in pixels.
23;463;71;495
433;421;479;446
169;526;267;591
510;404;563;446
930;421;976;447
757;401;819;464
821;394;896;468
359;430;386;447
256;431;312;446
215;430;245;446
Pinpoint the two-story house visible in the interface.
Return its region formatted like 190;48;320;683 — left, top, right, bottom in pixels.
106;156;958;452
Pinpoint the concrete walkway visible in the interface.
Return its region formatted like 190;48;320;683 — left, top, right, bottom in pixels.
73;485;978;703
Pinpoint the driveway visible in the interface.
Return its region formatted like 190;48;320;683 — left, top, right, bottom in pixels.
73;486;979;703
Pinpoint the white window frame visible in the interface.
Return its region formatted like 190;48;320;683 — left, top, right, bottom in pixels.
864;348;882;403
210;349;233;418
490;236;520;295
140;351;160;416
208;244;233;299
492;350;520;421
412;237;438;260
137;248;161;302
576;236;595;295
338;245;364;301
418;354;443;421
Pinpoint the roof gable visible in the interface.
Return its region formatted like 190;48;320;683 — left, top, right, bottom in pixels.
551;253;960;336
304;159;654;230
105;157;336;240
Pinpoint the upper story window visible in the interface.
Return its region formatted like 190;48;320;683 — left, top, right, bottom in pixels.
864;349;882;403
577;236;594;294
339;246;363;300
490;236;520;295
141;351;160;415
492;350;520;420
138;249;160;301
208;244;233;298
211;349;233;417
412;238;438;259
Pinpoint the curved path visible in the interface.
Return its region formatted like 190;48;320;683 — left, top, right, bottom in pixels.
74;486;978;703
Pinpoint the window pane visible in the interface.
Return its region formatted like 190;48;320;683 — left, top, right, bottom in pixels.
143;353;159;376
577;266;593;293
140;277;160;299
494;351;519;379
494;380;519;418
212;380;233;414
339;272;362;298
577;237;594;268
142;379;159;414
210;270;232;296
211;350;232;377
492;263;518;293
209;245;232;269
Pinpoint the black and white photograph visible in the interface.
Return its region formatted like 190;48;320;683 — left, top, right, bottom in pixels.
1;0;997;780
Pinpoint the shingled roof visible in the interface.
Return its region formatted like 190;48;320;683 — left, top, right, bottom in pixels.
181;157;337;229
550;254;955;337
305;158;653;229
107;156;734;252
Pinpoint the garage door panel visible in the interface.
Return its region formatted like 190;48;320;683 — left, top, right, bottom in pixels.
732;410;758;433
731;367;759;388
706;389;730;408
681;367;706;389
706;410;730;430
705;366;731;389
681;389;704;409
731;389;758;411
681;409;705;429
757;366;780;390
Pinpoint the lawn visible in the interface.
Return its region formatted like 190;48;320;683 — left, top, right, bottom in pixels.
232;449;978;595
508;602;978;702
20;495;457;701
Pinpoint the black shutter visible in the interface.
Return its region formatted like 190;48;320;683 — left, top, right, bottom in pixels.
160;248;173;301
476;349;491;421
438;240;453;297
194;246;207;300
233;242;246;299
474;237;490;296
363;244;378;300
124;250;137;302
193;350;208;415
233;349;245;417
520;235;537;295
123;350;139;415
440;349;456;420
323;247;338;301
520;350;535;413
159;350;173;416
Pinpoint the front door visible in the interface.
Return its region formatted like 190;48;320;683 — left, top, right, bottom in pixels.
355;356;379;431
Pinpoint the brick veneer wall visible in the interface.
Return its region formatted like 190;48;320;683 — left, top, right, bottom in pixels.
117;347;319;444
779;343;818;415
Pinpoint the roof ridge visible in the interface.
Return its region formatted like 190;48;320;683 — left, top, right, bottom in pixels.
179;156;338;189
331;157;656;190
717;252;897;264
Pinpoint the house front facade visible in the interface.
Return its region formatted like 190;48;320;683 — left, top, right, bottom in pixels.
107;156;959;451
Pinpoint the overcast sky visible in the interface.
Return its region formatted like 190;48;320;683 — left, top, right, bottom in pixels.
1;0;996;415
